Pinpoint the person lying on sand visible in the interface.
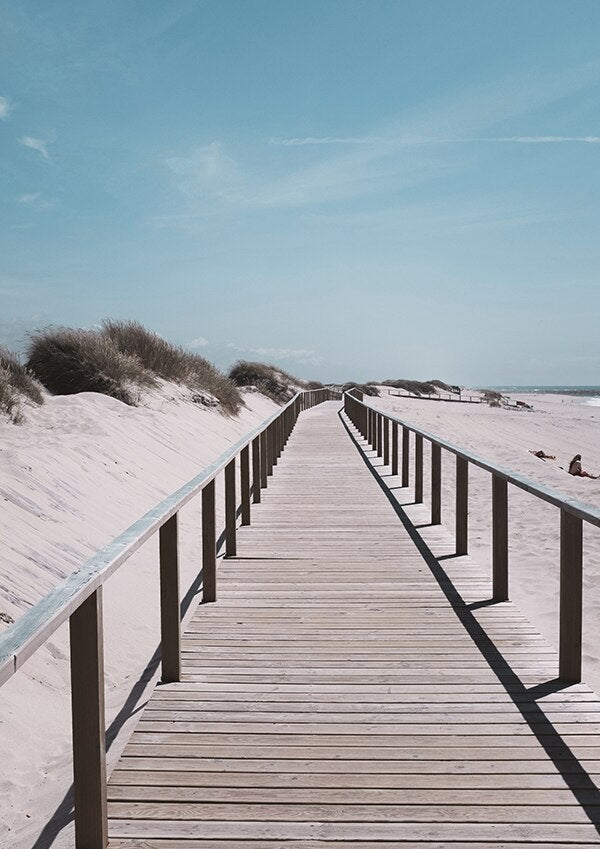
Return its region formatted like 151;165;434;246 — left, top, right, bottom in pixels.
530;449;556;460
568;454;598;479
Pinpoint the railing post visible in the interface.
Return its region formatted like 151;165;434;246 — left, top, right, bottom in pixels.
252;436;261;504
492;474;508;602
368;409;373;447
377;414;383;458
202;479;216;602
559;509;583;683
392;421;398;476
159;513;181;683
260;430;268;488
225;459;237;557
431;443;441;524
267;423;275;476
383;418;390;466
455;456;468;555
241;445;251;525
402;426;409;487
69;588;108;849
274;418;280;459
415;434;423;503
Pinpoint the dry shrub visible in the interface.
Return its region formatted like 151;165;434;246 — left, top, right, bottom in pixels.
229;360;301;403
342;382;379;397
0;347;44;405
0;347;44;422
27;327;155;405
103;320;241;414
0;366;19;420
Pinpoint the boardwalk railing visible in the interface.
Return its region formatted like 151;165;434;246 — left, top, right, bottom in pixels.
344;390;600;687
0;386;338;849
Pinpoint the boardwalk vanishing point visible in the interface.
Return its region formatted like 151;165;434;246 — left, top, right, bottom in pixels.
107;400;600;847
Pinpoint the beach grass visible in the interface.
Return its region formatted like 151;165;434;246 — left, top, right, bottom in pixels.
0;347;44;422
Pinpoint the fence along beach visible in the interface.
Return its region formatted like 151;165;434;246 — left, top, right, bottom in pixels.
3;380;600;845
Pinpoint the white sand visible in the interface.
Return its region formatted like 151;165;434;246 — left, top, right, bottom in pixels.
0;383;277;849
368;388;600;690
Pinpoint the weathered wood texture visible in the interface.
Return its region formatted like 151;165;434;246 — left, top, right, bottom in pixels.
108;403;600;847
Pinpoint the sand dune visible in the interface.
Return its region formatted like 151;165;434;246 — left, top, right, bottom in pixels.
0;383;277;848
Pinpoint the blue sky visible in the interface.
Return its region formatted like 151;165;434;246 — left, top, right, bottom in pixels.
1;0;599;384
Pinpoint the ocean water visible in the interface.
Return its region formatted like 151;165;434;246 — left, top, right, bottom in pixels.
491;386;600;405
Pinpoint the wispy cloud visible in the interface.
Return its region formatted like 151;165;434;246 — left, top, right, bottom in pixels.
164;62;600;214
226;342;322;366
165;142;239;199
188;336;209;348
17;192;54;210
18;135;52;159
0;95;12;120
270;134;600;146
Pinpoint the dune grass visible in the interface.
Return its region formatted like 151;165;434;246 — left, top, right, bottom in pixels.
102;320;241;414
0;347;44;422
27;328;154;405
26;321;242;414
228;360;303;403
343;382;379;397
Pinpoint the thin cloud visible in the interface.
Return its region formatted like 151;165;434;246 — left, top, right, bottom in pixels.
18;136;52;159
188;336;209;348
0;95;12;120
17;192;53;210
166;62;600;213
226;342;322;366
270;134;600;146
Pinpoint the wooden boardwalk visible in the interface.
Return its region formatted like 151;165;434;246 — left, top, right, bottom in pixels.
108;401;600;847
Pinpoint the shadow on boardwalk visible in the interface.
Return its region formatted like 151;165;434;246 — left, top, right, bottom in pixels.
339;409;600;835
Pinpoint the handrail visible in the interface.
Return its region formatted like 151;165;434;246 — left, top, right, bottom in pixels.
347;393;600;528
0;384;339;848
343;390;593;688
0;391;291;685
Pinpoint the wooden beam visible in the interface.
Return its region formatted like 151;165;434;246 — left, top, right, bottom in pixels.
391;421;398;476
159;514;181;683
241;446;251;525
402;426;409;487
455;456;468;555
70;589;108;849
431;443;441;525
383;418;390;466
202;480;216;602
252;437;261;504
492;474;508;602
415;434;423;504
260;430;268;488
225;460;236;557
559;509;583;683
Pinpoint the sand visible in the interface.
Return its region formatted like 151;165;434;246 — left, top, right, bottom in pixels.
0;382;277;849
367;388;600;691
